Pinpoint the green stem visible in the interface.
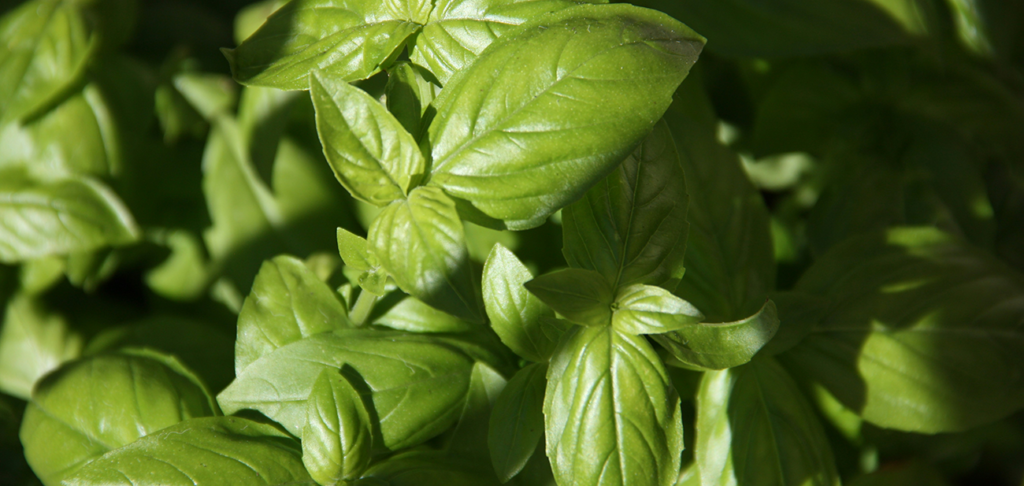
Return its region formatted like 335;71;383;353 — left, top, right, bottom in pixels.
349;289;378;327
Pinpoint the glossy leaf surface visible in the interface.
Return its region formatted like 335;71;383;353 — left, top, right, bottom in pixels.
612;284;703;335
303;370;373;484
0;293;81;399
62;416;311;486
482;243;559;362
525;268;614;326
562;121;689;289
371;293;475;333
311;71;425;206
0;170;139;263
226;0;426;89
20;352;215;485
654;300;779;370
426;4;704;229
695;359;840;486
369;186;482;323
781;227;1024;432
489;362;547;483
545;326;683;486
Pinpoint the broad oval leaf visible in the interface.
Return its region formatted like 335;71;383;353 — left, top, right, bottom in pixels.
612;284;704;335
0;293;81;400
226;0;427;90
562;120;689;289
311;71;426;206
369;186;483;323
218;328;478;449
0;170;139;263
545;326;683;486
338;228;388;296
303;369;374;484
482;243;560;362
384;61;439;139
20;351;216;485
653;300;779;370
488;362;547;483
525;268;614;326
409;0;606;84
61;416;311;486
0;0;96;125
426;4;705;230
371;293;475;333
235;255;350;374
695;359;840;486
780;227;1024;433
666;83;775;322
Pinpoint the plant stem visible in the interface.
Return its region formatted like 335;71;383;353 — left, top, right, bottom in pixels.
349;289;378;326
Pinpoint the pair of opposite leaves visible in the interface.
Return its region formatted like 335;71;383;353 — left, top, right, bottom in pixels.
235;2;705;322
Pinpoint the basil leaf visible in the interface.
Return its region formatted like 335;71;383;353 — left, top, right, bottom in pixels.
226;0;426;90
443;362;507;462
338;228;388;295
524;268;614;326
409;0;605;84
482;243;560;362
780;227;1024;433
235;255;350;374
489;362;546;483
371;292;475;333
562;120;689;289
612;284;703;335
545;326;683;486
426;4;704;230
311;71;426;206
61;416;311;486
303;369;373;484
695;359;840;486
0;293;81;399
0;0;96;125
144;230;210;301
665;83;775;321
369;186;483;323
218;328;477;449
759;292;828;357
20;352;216;485
385;61;439;140
632;0;910;57
0;170;139;263
653;300;779;370
359;450;502;486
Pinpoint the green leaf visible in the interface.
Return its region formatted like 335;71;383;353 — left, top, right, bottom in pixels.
524;268;614;326
61;416;311;486
338;227;388;295
631;0;911;57
779;227;1024;433
0;170;138;263
489;362;547;483
370;293;475;333
144;230;210;301
0;0;96;125
759;292;828;357
695;359;840;486
384;61;439;140
218;328;478;449
303;369;373;484
425;4;704;230
172;72;238;121
20;352;216;485
653;300;779;370
612;284;703;335
665;84;775;321
226;0;426;90
545;326;683;486
311;71;426;206
482;243;561;362
359;450;503;486
562;120;689;289
408;0;607;85
235;255;351;374
0;293;81;399
369;186;483;323
443;362;507;462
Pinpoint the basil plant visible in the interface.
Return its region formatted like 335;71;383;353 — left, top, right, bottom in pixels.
3;0;1024;485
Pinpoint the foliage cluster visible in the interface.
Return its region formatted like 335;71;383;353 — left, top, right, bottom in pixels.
1;0;1024;485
